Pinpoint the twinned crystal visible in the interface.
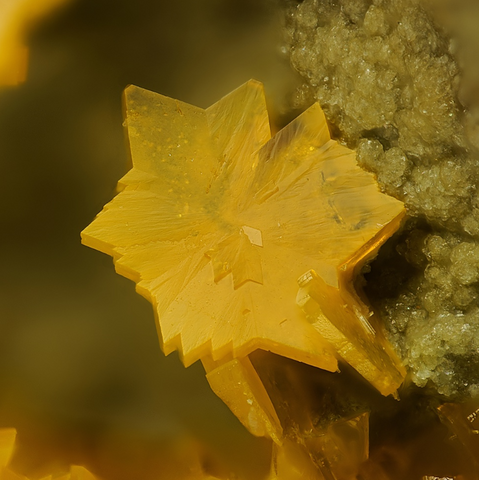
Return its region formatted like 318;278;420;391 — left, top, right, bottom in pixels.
82;80;407;476
82;80;405;392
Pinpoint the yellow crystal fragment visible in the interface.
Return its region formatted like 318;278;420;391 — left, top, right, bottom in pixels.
297;268;405;396
82;80;405;394
204;356;282;444
0;429;27;480
0;0;69;85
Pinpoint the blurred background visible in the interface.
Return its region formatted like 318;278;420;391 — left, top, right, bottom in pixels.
0;0;296;478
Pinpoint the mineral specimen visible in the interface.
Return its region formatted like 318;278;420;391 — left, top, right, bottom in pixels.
81;79;410;478
81;80;405;399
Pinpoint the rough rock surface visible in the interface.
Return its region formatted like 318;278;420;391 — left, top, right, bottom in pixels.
285;0;479;397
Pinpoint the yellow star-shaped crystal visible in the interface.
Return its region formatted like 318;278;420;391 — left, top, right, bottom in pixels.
82;80;406;396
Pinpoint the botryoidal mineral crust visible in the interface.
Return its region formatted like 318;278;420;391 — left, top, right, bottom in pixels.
286;0;479;398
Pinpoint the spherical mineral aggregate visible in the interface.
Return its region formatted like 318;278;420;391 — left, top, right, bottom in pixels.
285;0;479;398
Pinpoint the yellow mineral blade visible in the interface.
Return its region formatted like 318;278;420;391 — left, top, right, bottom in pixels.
204;356;283;444
297;266;405;397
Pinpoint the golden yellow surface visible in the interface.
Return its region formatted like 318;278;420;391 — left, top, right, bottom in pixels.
0;0;69;85
82;80;405;398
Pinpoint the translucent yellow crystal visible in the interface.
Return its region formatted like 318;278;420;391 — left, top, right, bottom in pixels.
205;356;283;444
82;80;405;396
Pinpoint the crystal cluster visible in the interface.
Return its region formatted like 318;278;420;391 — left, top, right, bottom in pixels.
82;80;406;477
